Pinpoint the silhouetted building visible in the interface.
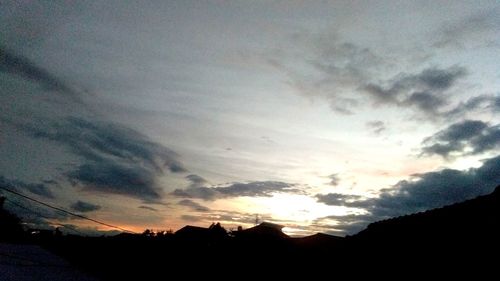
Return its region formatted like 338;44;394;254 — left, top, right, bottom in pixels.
235;222;289;239
175;225;210;238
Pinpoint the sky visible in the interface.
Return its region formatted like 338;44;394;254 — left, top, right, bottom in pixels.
0;0;499;236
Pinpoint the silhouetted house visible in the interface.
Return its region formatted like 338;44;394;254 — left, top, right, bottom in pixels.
175;223;228;241
235;222;289;240
175;225;211;242
176;225;209;236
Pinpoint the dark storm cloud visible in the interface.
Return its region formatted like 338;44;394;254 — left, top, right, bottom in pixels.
12;117;186;201
177;199;210;212
316;155;500;234
366;121;386;135
172;181;300;201
0;176;54;198
421;120;500;158
70;200;101;213
0;47;78;96
327;174;340;186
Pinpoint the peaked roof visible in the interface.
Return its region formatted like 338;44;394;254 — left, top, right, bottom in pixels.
175;225;209;236
239;222;289;239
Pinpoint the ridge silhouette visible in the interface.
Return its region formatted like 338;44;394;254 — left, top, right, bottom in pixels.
1;185;498;278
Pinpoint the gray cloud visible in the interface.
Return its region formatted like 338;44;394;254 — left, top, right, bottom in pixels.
316;154;500;234
366;121;386;135
371;155;499;217
172;181;300;201
11;117;186;201
2;197;70;231
218;181;298;197
421;120;500;158
67;160;161;200
57;224;121;237
185;174;208;188
138;206;158;212
179;209;265;226
267;34;381;115
316;193;368;208
433;8;500;49
180;215;202;222
363;66;466;114
362;69;498;121
70;200;101;213
328;174;340;186
42;179;58;185
404;91;447;115
171;187;219;201
0;47;79;97
269;33;485;119
445;94;500;119
0;176;53;198
313;214;375;236
177;199;210;212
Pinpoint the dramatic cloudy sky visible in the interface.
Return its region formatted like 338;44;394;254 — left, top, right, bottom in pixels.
1;1;499;236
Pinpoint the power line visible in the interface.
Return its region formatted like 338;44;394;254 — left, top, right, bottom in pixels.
4;198;86;236
0;185;136;234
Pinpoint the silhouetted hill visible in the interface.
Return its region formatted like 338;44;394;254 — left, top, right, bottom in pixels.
292;233;345;254
354;185;499;240
348;185;500;267
2;187;499;278
293;232;343;246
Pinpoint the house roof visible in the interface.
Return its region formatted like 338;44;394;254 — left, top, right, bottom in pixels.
175;225;209;236
239;222;289;239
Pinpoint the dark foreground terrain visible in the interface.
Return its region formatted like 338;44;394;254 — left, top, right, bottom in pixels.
2;186;499;279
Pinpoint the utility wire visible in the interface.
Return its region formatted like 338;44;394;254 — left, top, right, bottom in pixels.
4;198;86;236
0;185;136;234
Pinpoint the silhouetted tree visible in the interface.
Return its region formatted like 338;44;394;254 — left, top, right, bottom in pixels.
0;196;25;242
209;222;227;239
